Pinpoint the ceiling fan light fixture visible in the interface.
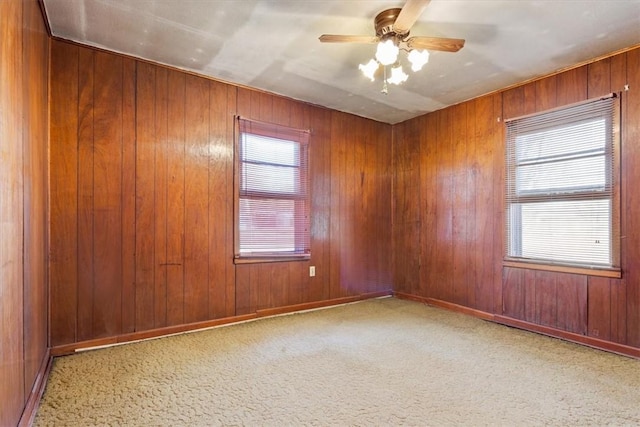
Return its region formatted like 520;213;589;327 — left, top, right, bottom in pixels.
319;1;465;93
359;59;380;81
375;39;399;66
387;64;408;85
408;49;429;72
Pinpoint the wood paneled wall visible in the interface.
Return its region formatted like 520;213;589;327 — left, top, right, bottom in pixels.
394;94;503;314
0;0;49;425
393;47;640;350
49;40;393;347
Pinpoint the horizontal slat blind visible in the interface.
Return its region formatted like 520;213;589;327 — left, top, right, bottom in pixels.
505;95;619;269
237;118;310;258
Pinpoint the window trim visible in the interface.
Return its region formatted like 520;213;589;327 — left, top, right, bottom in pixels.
503;93;621;277
233;116;311;263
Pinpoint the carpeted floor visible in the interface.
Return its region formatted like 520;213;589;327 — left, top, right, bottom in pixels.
35;297;640;426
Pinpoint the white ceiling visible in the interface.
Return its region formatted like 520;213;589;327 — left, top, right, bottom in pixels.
43;0;640;124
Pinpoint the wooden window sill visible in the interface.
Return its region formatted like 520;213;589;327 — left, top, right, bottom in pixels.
234;255;310;265
503;260;621;278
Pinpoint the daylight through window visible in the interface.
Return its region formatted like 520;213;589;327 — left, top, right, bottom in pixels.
505;94;619;271
236;118;310;260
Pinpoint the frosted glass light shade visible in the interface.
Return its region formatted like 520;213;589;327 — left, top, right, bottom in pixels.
387;64;408;85
375;39;399;66
408;49;430;72
358;59;379;81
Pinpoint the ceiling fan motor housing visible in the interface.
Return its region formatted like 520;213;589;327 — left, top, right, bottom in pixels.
375;8;408;39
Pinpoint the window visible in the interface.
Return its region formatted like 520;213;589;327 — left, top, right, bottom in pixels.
235;117;310;261
505;94;620;273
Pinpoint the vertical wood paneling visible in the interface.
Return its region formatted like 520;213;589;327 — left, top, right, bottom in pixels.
0;1;25;423
273;263;290;308
208;80;233;318
523;269;537;323
121;58;137;334
184;75;210;323
523;82;537;115
502;86;524;120
502;267;525;320
492;94;505;314
207;81;226;317
392;122;408;293
624;48;640;347
154;68;169;328
588;58;611;98
451;103;469;306
393;120;420;294
329;111;346;299
309;106;332;302
49;38;640;356
556;273;587;334
92;51;123;338
462;102;478;307
1;1;49;423
534;271;557;327
166;70;186;326
50;42;79;346
77;48;95;341
435;109;454;301
610;279;627;344
257;263;273;310
588;276;611;340
420;113;438;298
376;117;393;291
22;0;49;397
557;66;587;105
394;45;640;353
353;118;366;293
609;51;628;345
536;75;558;111
51;43;391;345
234;265;251;316
135;62;157;331
474;96;495;312
343;112;356;295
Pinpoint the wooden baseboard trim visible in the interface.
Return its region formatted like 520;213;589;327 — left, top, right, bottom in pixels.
18;349;53;427
51;291;392;356
256;290;393;317
394;292;640;360
51;313;259;356
394;292;496;321
493;315;640;359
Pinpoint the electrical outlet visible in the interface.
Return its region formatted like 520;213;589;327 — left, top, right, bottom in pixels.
309;266;316;277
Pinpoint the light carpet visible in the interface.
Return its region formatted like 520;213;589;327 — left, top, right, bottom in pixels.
35;297;640;426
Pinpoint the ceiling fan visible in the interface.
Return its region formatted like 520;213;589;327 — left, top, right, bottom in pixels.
319;0;465;91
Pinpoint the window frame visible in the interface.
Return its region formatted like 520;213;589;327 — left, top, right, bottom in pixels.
234;117;311;264
503;94;621;278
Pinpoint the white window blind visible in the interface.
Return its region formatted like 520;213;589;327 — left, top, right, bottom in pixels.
237;118;310;259
505;94;619;270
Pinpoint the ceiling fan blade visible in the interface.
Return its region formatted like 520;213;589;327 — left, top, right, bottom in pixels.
393;0;431;34
319;34;380;44
406;36;465;52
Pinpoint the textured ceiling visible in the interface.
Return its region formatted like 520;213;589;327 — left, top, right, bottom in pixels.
43;0;640;124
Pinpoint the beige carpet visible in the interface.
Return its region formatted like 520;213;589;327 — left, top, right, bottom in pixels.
35;297;640;426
